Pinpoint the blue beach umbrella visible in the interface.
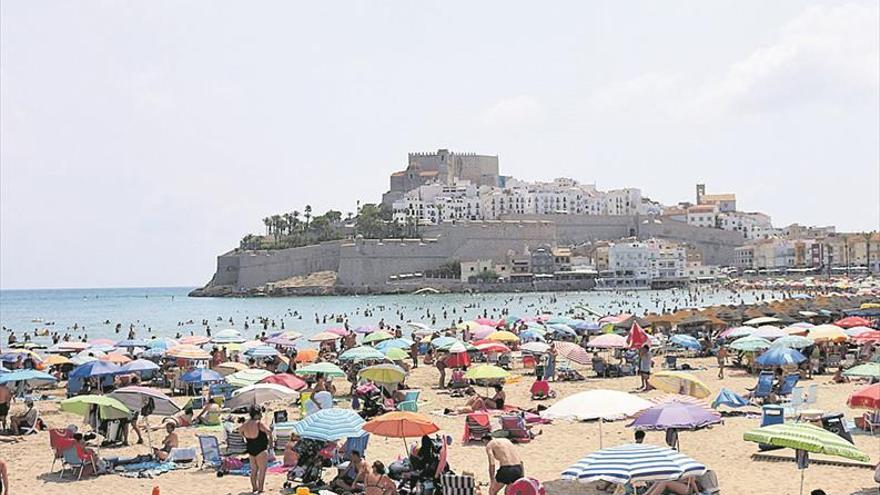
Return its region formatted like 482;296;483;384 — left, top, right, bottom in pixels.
562;443;706;485
0;369;57;386
120;359;160;374
549;324;577;338
712;388;749;409
142;348;166;358
181;368;224;383
244;345;280;359
430;337;458;349
69;360;122;379
292;408;365;441
756;347;806;367
669;334;701;350
146;338;179;350
519;330;546;343
375;338;413;352
116;339;148;348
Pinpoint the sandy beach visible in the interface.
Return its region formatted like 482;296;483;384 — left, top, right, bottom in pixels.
3;355;878;495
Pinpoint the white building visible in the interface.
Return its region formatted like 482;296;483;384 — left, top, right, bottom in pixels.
606;238;686;281
604;188;643;216
718;211;773;240
686;205;718;228
392;182;481;224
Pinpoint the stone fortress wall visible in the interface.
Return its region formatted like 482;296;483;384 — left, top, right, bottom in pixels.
201;216;742;292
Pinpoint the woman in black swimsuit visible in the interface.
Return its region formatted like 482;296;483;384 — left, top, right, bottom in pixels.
239;407;273;494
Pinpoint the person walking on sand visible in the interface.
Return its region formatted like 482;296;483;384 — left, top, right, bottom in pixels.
487;437;523;495
0;459;8;495
240;407;273;494
638;345;653;392
716;345;728;379
0;383;11;432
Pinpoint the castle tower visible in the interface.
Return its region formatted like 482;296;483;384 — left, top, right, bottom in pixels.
696;184;706;204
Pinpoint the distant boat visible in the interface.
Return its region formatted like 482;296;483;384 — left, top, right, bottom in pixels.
413;287;440;295
31;318;43;323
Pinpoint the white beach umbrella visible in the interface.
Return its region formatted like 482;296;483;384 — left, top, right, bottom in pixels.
541;389;653;447
226;383;298;409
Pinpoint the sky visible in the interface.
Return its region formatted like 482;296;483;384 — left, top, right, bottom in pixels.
1;1;878;289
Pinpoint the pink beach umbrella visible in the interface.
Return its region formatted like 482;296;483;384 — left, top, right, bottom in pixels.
89;339;116;347
470;325;496;340
179;335;210;346
589;334;627;349
326;327;351;337
474;318;499;327
752;326;786;340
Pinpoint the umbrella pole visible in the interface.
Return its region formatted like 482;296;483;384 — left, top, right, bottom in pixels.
599;418;604;449
799;469;804;495
144;415;153;450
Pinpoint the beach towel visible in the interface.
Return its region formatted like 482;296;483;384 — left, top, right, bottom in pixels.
116;460;179;479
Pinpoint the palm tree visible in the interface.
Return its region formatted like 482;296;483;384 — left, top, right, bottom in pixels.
282;213;293;236
304;205;312;230
292;210;301;233
271;214;283;243
263;217;271;236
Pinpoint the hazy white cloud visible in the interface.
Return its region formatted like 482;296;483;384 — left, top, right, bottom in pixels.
586;3;879;120
479;95;547;128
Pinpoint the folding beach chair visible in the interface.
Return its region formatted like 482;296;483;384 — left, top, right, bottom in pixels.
804;384;818;406
776;374;800;397
747;371;774;403
49;428;73;473
463;412;491;443
224;425;247;455
441;472;475;495
343;432;370;460
398;390;420;412
197;435;222;468
499;414;532;443
783;387;804;418
60;445;95;480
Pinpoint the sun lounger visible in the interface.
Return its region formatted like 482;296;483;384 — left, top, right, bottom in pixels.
441;472;475;495
499;414;533;443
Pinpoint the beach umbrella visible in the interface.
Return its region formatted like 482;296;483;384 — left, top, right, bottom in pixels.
167;345;211;360
649;371;711;399
363;411;439;450
69;360;122;379
56;342;91;351
806;324;848;343
116;339;149;348
627;402;722;448
265;336;298;347
141;348;166;359
456;321;480;331
294;348;319;363
362;331;393;344
475;342;511;354
755;347;806;367
589;334;627;349
89;338;116;347
752;326;787;340
464;364;510;381
469;325;497;340
375;338;414;351
354;325;379;334
101;352;132;364
486;331;519;343
744;316;781;326
0;369;57;387
719;327;752;339
627;322;649;349
110;386;180;417
326;327;350;337
836;316;873;329
668;335;701;350
147;337;179;350
554;341;590;365
227;383;298;409
843;362;880;379
340;346;386;362
712;388;750;409
120;359;160;374
521;342;550;354
43;355;73;366
728;336;771;352
216;361;249;374
212;329;246;343
548;324;577;338
770;335;813;349
244;345;280;359
853;330;880;343
743;423;870;495
648;394;712;410
60;395;131;420
430;336;458;349
542;389;652;446
848;383;880;410
359;364;407;384
226;368;274;388
181;368;224;383
518;330;545;343
260;373;307;390
296;362;346;378
474;318;499;326
178;335;211;346
383;347;409;361
562;443;706;486
292;408;365;441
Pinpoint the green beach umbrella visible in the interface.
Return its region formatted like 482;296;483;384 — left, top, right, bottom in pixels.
743;423;870;495
296;362;346;378
843;362;880;379
728;335;771;352
363;331;394;345
359;364;407;383
60;395;131;420
383;347;408;361
339;346;386;362
770;335;813;349
464;364;510;381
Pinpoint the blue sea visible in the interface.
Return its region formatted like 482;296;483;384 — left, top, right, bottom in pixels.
0;286;784;345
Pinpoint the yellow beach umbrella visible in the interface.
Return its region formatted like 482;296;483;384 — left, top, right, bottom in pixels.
649;371;711;399
464;364;510;381
456;321;480;330
486;331;520;342
806;324;847;343
43;355;72;366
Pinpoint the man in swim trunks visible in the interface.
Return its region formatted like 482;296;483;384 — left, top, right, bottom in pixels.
0;383;10;432
486;437;523;495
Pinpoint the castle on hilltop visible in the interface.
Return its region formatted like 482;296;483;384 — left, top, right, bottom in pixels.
381;149;501;207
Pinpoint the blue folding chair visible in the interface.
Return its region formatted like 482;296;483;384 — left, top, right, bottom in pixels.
748;371;774;402
343;432;370;460
197;435;222;468
777;373;800;397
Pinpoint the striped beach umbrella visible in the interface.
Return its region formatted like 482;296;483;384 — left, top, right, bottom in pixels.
339;346;386;362
296;362;346;378
226;368;274;388
728;336;771;352
292;408;365;441
743;423;869;462
243;345;280;359
770;335;813;349
562;443;706;485
844;362;880;379
554;341;590;365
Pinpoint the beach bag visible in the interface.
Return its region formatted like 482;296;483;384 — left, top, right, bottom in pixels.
505;477;544;495
220;456;244;472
